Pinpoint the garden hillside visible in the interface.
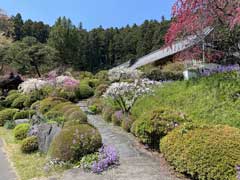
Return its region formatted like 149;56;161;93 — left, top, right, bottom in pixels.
131;72;240;128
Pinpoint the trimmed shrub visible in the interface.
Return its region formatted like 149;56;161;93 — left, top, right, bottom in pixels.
45;110;64;119
5;92;20;106
11;95;28;108
55;88;77;102
131;107;189;149
79;71;94;80
4;120;16;129
76;83;94;99
13;110;36;120
21;136;38;153
8;90;18;95
49;124;102;162
95;84;108;97
94;70;108;82
39;97;67;114
67;111;87;123
30;100;40;110
111;111;124;126
143;67;183;81
0;108;19;126
102;106;115;122
161;124;240;180
121;115;134;132
63;119;84;127
14;123;30;140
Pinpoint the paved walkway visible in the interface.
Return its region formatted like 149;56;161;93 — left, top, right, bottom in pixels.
0;139;17;180
59;101;186;180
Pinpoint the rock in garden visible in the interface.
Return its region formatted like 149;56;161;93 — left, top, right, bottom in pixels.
36;123;61;153
14;119;30;125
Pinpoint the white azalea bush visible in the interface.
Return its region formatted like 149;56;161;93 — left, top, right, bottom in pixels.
18;78;50;94
108;67;142;82
103;78;161;113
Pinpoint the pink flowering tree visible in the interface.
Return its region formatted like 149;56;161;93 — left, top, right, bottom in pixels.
166;0;240;63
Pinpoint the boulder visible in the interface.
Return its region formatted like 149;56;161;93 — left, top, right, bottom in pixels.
35;123;61;153
15;119;30;125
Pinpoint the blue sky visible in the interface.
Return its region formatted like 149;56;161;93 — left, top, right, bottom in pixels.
0;0;175;30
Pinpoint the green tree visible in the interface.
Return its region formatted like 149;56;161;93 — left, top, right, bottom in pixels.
4;36;59;77
48;17;81;66
11;13;23;41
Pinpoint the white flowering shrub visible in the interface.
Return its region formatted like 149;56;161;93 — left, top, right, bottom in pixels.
108;67;142;82
103;78;161;113
18;78;49;94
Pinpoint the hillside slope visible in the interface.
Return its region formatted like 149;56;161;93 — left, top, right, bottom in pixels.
132;72;240;128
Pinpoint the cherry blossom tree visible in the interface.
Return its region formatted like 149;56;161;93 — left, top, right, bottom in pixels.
165;0;240;63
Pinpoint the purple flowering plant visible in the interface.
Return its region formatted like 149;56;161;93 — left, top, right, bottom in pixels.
91;145;119;174
200;64;240;77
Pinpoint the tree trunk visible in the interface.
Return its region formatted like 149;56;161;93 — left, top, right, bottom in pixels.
34;65;41;77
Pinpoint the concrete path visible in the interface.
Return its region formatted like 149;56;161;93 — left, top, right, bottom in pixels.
0;139;17;180
59;101;186;180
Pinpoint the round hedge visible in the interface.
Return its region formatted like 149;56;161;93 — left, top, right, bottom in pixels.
0;108;19;126
131;107;189;149
76;83;94;99
5;92;20;106
11;95;28;108
13;110;36;120
14;123;30;140
38;97;67;114
160;124;240;180
49;124;102;162
21;136;38;153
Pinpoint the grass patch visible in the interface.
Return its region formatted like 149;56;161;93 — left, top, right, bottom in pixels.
0;127;66;180
131;72;240;128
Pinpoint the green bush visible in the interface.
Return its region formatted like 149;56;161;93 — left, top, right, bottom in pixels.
11;95;28;108
67;111;87;123
14;123;30;140
79;71;94;80
49;124;102;162
132;72;240;128
76;83;94;99
23;89;47;107
13;110;36;120
4;120;16;129
55;88;77;102
0;108;19;126
102;106;115;122
5;92;20;106
38;97;67;114
94;70;108;82
131;107;189;149
95;84;108;97
21;136;38;153
88;98;104;113
143;67;184;81
161;124;240;180
45;110;64;119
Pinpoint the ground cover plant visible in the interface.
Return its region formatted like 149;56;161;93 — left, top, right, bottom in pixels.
131;72;240;128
